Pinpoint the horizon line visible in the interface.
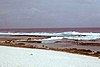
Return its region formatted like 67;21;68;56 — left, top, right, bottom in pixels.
0;27;100;29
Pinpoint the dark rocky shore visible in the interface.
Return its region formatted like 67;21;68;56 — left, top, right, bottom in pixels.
0;42;100;58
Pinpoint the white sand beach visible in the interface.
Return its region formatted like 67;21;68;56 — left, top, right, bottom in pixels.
0;46;100;67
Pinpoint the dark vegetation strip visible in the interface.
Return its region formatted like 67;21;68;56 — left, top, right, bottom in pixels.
0;42;100;58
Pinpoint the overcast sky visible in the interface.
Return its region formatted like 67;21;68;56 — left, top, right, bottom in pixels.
0;0;100;28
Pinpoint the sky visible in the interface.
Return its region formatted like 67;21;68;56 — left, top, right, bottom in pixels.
0;0;100;28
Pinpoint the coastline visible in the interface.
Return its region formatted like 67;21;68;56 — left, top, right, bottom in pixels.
0;46;100;67
0;30;100;58
0;42;100;58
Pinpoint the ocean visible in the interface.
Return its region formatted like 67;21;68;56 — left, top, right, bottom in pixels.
0;28;100;32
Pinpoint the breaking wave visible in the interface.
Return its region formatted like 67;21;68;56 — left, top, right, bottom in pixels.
0;31;100;40
0;31;100;36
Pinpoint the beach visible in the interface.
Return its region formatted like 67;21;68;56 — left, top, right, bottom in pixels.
0;29;100;67
0;46;100;67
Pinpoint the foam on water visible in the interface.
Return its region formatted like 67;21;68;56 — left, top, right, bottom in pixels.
0;31;99;35
0;31;100;40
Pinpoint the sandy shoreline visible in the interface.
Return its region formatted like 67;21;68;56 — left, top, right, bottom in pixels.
0;42;100;58
0;46;100;67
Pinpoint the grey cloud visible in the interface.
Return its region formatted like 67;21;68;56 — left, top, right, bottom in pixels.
0;0;100;28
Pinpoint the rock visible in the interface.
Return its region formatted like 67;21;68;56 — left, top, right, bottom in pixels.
30;54;33;55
